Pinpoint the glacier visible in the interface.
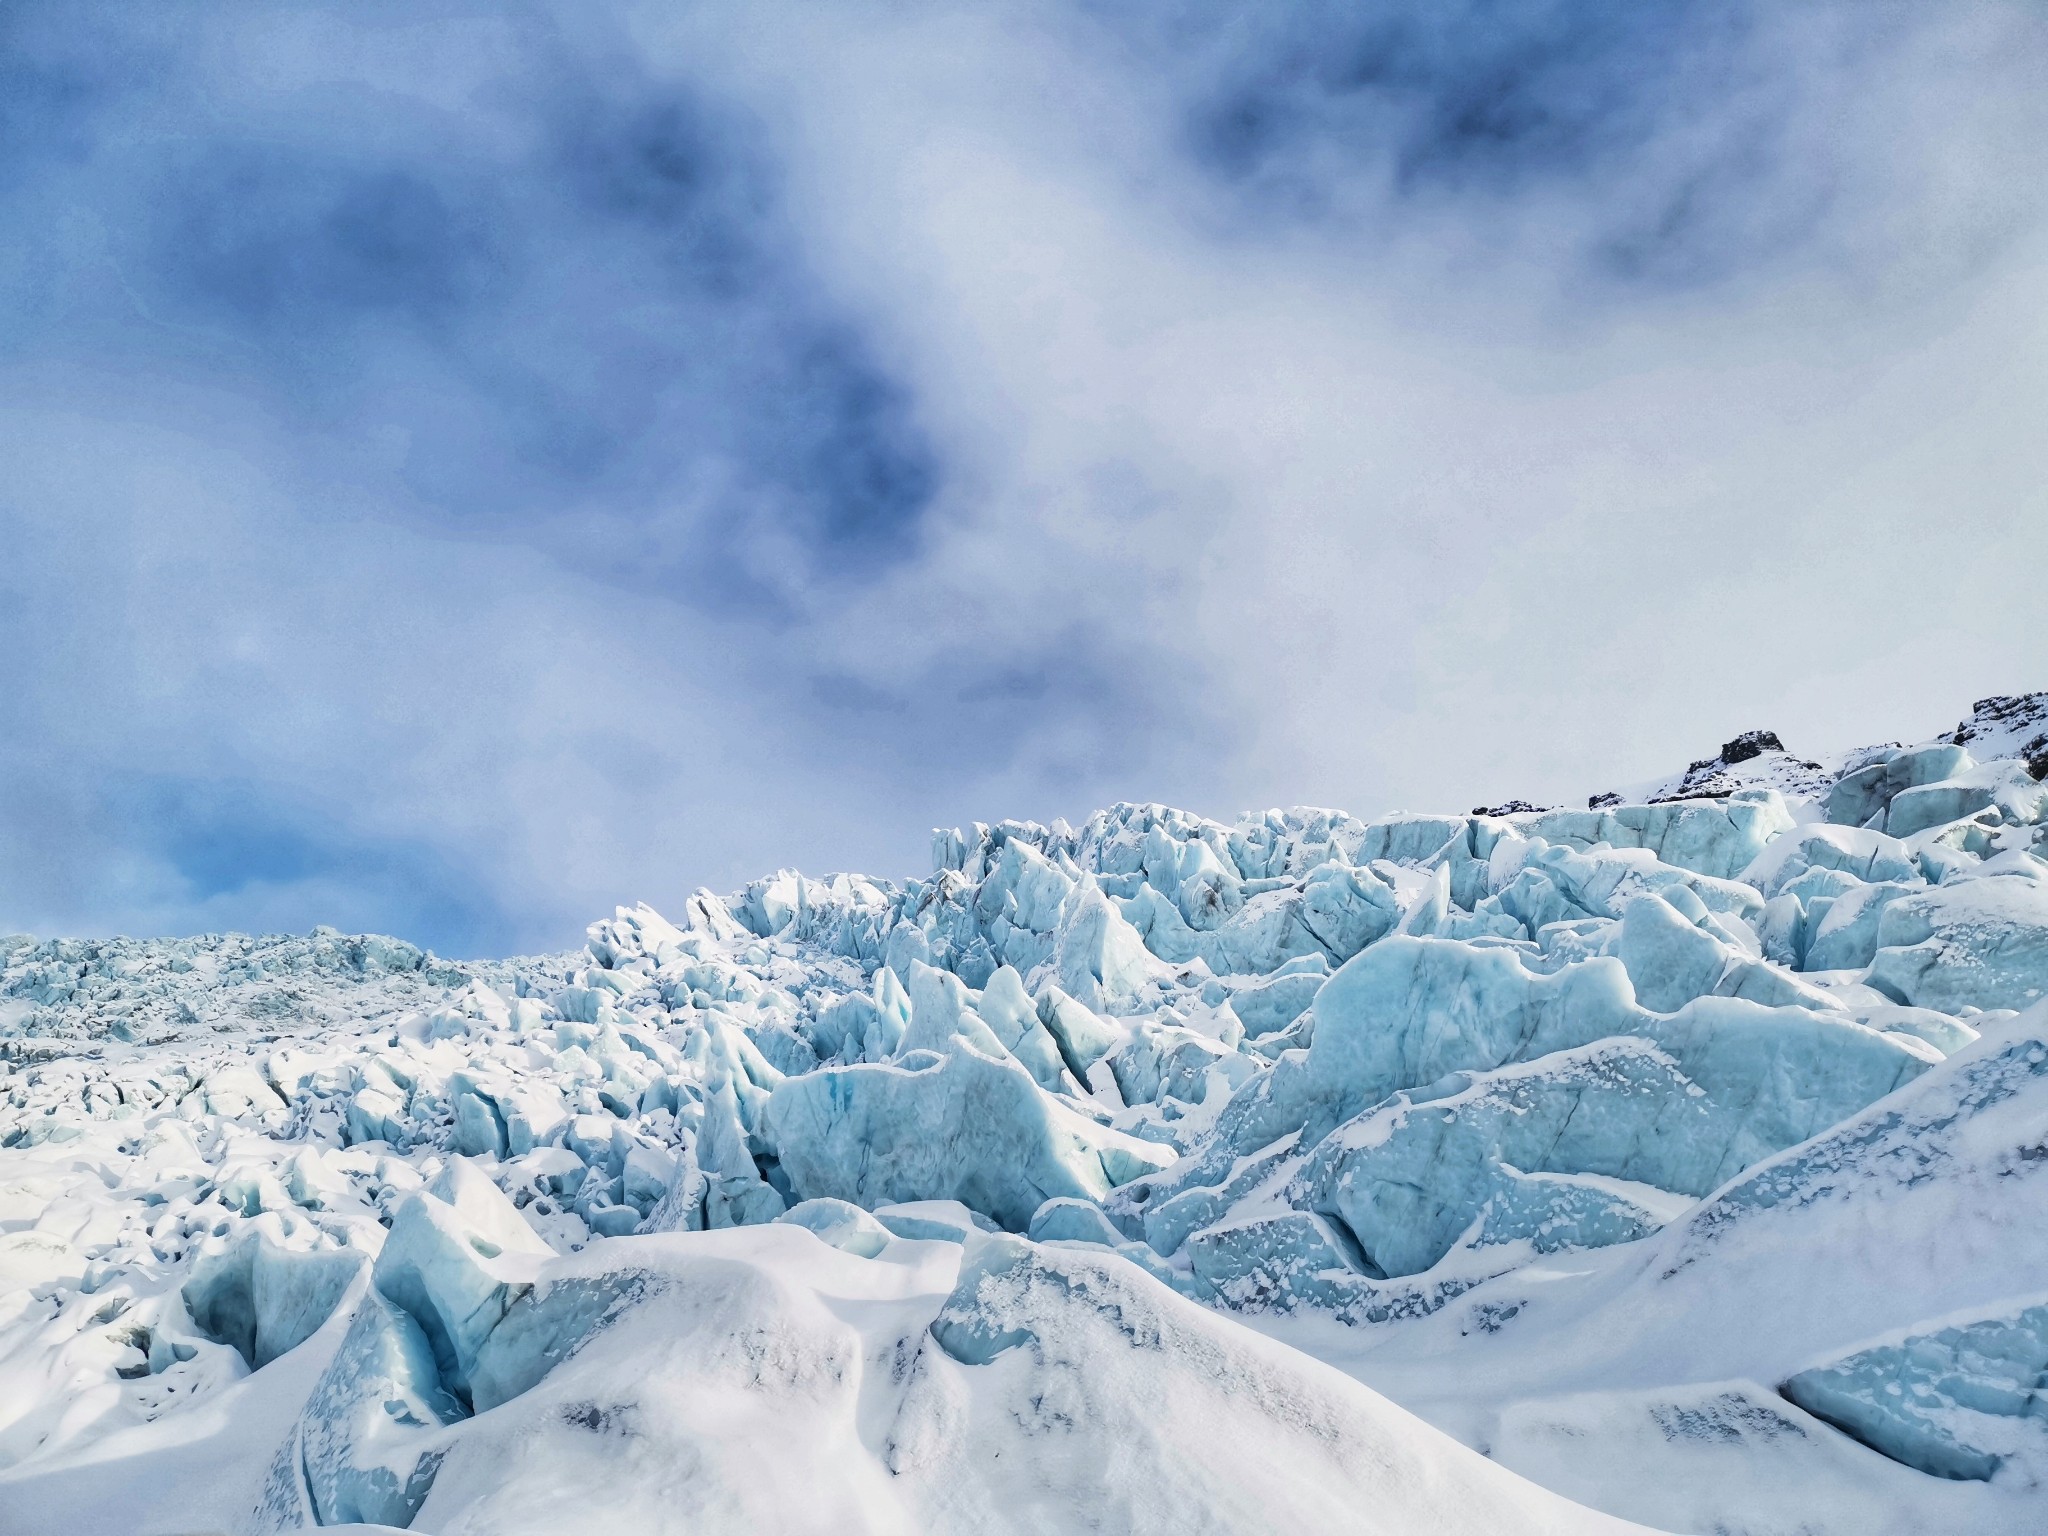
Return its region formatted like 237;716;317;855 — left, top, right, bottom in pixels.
1;691;2046;1533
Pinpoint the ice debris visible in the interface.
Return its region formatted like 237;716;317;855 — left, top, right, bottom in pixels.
1783;1302;2048;1481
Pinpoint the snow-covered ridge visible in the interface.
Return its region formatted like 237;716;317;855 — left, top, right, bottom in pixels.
3;693;2046;1534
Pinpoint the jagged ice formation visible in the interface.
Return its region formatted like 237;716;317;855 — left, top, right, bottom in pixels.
3;693;2048;1534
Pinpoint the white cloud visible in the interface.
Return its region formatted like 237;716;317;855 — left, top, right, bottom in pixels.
3;0;2044;950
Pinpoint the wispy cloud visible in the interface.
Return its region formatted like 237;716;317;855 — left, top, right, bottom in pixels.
3;1;2044;953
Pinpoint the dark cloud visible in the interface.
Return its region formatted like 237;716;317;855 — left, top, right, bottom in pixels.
1096;0;2002;292
1;2;939;609
1170;1;1727;188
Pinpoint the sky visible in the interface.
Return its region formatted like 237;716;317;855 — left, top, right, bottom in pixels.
3;0;2046;956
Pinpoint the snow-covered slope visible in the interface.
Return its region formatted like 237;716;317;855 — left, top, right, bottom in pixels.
2;692;2045;1534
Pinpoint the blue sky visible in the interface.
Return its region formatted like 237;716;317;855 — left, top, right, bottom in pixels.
3;1;2045;955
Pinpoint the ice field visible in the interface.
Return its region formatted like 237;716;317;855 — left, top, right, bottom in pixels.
4;693;2047;1533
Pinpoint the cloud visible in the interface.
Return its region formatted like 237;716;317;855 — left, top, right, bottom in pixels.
5;6;941;603
704;0;2048;789
2;0;2045;953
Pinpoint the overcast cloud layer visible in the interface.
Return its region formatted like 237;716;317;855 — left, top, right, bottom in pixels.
4;0;2045;955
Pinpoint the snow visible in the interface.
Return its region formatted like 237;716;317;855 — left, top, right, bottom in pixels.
2;691;2047;1532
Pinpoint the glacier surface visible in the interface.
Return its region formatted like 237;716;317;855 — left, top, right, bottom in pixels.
2;691;2046;1533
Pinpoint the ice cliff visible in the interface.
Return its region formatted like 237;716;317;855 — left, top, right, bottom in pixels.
3;692;2047;1534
